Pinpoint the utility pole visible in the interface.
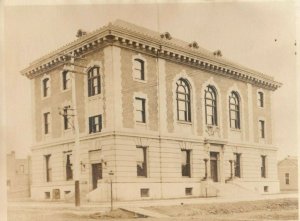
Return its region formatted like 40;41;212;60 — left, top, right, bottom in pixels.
60;52;87;207
70;53;81;207
109;170;114;211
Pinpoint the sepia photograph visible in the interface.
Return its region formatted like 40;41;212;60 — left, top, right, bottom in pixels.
1;0;299;221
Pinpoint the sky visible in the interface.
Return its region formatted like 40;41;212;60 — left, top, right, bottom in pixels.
2;1;299;160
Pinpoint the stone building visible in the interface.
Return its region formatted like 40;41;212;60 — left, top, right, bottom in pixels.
7;151;31;199
21;20;282;201
278;156;298;192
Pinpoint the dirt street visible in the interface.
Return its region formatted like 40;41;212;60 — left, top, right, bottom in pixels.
8;198;298;221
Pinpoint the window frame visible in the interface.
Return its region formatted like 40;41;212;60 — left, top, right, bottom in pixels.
176;78;191;122
140;188;149;197
65;153;73;181
181;149;191;177
43;112;51;134
42;77;50;98
205;85;218;126
257;91;264;108
135;97;146;123
234;153;241;178
259;120;265;139
229;91;241;129
45;154;52;182
133;58;145;81
62;70;71;91
89;115;102;134
261;155;267;178
136;146;147;177
63;106;72;130
87;66;101;97
285;173;290;185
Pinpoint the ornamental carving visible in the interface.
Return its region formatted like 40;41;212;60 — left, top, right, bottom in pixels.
205;125;220;137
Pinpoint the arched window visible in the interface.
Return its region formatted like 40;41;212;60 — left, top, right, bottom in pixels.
176;78;191;122
205;85;217;126
229;91;240;129
133;59;145;80
42;78;50;97
88;66;100;97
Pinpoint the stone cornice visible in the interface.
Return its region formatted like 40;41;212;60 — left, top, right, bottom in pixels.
21;20;282;91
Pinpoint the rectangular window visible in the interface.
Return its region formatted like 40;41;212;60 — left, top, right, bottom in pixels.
89;115;102;134
185;187;193;196
7;180;11;187
258;92;264;107
44;112;50;134
135;97;146;123
137;146;147;177
133;59;145;80
62;71;71;90
261;155;266;178
259;120;265;139
45;192;50;199
42;78;50;97
65;153;73;180
63;106;71;130
234;153;241;178
140;188;149;197
181;150;191;177
45;154;52;182
285;173;290;185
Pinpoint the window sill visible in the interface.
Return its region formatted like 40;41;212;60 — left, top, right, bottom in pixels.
89;131;101;135
135;122;147;128
41;96;50;100
87;94;102;101
259;138;266;144
61;88;71;93
43;134;51;140
133;78;147;84
63;128;73;136
177;120;192;125
230;128;242;132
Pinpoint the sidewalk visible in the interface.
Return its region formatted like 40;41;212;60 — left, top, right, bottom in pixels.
8;192;298;211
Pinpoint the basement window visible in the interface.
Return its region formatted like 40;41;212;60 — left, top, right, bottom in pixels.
140;188;149;197
45;192;50;199
185;187;193;196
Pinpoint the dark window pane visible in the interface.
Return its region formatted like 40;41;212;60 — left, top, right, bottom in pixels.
176;78;191;122
88;66;101;97
137;147;147;177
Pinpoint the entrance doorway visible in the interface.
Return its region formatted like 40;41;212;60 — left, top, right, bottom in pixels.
92;163;102;190
210;152;219;182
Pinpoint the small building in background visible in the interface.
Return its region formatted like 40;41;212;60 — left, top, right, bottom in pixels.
7;151;31;199
278;156;298;192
